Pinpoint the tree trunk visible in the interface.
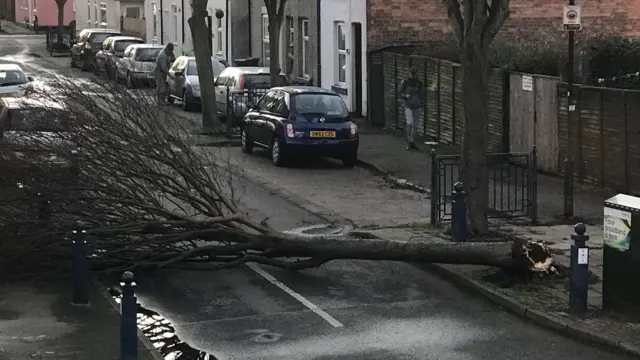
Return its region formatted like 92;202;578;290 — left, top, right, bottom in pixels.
188;2;220;131
460;39;490;235
56;0;66;43
268;15;283;86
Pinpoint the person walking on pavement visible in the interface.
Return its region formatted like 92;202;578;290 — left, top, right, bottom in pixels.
398;67;425;150
154;43;174;105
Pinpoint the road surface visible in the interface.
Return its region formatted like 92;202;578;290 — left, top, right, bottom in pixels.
0;34;634;360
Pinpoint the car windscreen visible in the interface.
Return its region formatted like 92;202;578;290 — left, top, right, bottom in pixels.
0;70;28;87
114;40;142;52
244;74;288;89
292;93;349;120
135;48;162;62
5;108;68;132
187;59;227;76
90;33;119;44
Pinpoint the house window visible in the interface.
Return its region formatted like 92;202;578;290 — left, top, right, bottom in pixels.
99;2;107;25
125;6;140;18
216;15;223;55
87;1;90;21
285;16;294;74
262;14;269;66
300;18;309;78
151;3;157;41
93;0;98;24
172;5;178;42
335;22;346;85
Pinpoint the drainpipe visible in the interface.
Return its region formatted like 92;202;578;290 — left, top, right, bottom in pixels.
316;0;321;87
181;0;185;43
247;0;251;56
225;0;229;60
160;0;164;44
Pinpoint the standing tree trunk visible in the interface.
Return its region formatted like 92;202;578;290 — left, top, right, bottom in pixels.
55;0;67;43
189;0;220;131
264;0;287;86
442;0;510;235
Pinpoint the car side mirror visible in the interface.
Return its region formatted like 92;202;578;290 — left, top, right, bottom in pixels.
27;76;34;82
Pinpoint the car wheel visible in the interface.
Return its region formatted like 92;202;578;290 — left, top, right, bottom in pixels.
241;128;253;154
182;90;194;111
271;136;286;167
126;72;135;89
342;152;358;167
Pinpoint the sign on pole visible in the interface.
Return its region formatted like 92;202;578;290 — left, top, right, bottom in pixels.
563;5;582;31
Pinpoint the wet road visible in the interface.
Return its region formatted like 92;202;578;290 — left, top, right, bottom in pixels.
0;35;635;359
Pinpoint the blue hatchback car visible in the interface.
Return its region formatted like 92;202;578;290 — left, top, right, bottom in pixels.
240;86;359;167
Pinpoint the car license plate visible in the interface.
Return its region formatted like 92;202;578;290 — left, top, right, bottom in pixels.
310;131;336;138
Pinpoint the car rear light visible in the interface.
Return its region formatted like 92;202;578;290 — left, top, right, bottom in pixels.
349;122;357;138
237;74;245;92
286;123;294;137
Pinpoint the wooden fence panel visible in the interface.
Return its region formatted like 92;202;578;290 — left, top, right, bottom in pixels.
425;59;440;140
453;66;464;145
382;52;396;129
439;63;455;143
534;76;559;173
409;55;428;136
508;73;535;153
625;92;640;194
395;54;410;130
577;88;604;184
601;90;627;191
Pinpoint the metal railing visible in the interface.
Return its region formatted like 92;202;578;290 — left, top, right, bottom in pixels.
430;147;538;224
224;88;268;133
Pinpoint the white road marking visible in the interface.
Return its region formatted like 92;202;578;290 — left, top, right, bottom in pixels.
246;262;344;328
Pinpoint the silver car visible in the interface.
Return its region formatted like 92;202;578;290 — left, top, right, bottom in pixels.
166;56;227;111
116;44;165;88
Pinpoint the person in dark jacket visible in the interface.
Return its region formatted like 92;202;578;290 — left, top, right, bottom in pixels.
398;67;425;150
154;43;174;104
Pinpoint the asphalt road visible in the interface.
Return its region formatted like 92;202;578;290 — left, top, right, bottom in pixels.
0;34;635;360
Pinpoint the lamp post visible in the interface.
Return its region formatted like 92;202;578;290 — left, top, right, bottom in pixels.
214;9;224;57
563;0;580;218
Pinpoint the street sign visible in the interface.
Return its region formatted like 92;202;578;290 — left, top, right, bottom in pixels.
563;5;582;31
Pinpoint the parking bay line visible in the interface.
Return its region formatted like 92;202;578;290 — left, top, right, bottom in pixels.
246;263;344;328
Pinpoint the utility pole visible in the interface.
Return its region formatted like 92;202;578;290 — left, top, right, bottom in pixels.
563;1;580;218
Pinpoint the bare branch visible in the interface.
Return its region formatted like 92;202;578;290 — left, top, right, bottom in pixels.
442;0;464;43
482;0;510;49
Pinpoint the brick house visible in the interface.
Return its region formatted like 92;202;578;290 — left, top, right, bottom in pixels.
367;0;640;52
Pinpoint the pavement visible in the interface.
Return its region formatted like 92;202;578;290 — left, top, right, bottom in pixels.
0;20;34;35
0;32;638;359
0;278;159;359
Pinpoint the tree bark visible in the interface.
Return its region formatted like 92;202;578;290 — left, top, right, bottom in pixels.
189;1;220;131
56;0;66;43
460;39;489;235
264;0;286;86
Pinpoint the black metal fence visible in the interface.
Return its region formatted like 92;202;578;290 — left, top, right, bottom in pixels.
224;88;268;128
45;25;72;56
429;148;538;223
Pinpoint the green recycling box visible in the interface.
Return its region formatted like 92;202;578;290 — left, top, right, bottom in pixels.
603;194;640;313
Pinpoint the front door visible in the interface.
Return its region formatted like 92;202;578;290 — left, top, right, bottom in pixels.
351;22;363;117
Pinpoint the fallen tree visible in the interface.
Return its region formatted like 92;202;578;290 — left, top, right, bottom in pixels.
0;75;554;279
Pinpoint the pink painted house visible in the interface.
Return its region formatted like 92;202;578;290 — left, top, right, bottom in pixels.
16;0;75;27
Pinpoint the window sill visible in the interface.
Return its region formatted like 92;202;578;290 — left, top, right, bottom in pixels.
331;84;347;95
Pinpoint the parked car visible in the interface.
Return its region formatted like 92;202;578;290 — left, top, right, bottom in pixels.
94;36;144;78
214;67;288;125
70;28;121;71
115;44;165;88
241;86;358;167
0;64;34;98
166;56;227;111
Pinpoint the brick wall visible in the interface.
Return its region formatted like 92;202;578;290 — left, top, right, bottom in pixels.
368;0;640;52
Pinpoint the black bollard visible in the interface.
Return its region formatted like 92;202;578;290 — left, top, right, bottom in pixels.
120;271;138;360
71;221;89;306
451;182;467;242
569;223;589;314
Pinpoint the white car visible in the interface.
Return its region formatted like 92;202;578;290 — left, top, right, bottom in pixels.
0;64;34;98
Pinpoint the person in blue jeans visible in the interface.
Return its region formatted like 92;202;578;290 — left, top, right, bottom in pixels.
398;67;425;150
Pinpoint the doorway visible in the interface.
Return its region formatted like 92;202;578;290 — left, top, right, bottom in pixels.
351;22;362;117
